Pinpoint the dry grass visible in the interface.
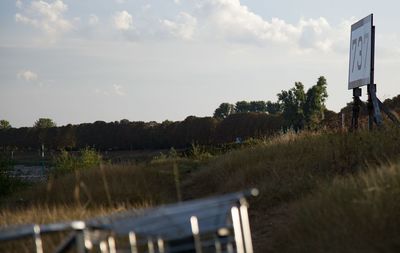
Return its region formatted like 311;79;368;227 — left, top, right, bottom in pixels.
0;161;181;252
1;127;400;252
275;163;400;253
4;162;177;209
184;127;400;204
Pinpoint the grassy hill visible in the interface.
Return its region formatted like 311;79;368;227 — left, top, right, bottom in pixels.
1;127;400;252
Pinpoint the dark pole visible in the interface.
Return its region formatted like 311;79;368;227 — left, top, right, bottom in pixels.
369;24;383;128
367;21;375;130
351;88;361;131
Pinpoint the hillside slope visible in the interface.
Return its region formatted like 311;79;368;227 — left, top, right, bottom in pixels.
1;127;400;252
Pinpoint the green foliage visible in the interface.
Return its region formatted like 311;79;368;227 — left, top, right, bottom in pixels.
278;76;328;130
304;76;328;129
278;82;306;130
80;148;102;169
266;101;282;114
235;101;251;113
34;118;56;128
214;103;235;119
189;143;212;160
0;120;11;129
53;148;102;174
249;101;267;112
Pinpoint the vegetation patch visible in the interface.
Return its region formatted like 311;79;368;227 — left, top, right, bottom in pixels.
275;163;400;253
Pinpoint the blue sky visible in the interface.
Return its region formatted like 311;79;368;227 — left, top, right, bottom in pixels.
1;0;400;127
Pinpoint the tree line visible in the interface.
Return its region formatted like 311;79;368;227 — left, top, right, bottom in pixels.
214;76;328;130
0;76;335;150
0;114;284;151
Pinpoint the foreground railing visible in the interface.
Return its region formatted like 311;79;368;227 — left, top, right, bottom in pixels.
0;189;259;253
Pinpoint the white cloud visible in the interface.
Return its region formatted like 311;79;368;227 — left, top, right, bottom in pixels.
113;84;126;96
198;0;299;43
17;70;39;82
162;12;197;40
115;0;126;3
89;14;99;26
195;0;350;52
16;0;22;8
15;0;72;38
114;11;133;31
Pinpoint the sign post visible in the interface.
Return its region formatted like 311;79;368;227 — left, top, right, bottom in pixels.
348;14;382;130
348;14;400;130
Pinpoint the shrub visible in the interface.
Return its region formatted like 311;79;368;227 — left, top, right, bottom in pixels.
53;148;102;174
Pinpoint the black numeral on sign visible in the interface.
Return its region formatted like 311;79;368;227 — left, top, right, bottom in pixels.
351;33;369;73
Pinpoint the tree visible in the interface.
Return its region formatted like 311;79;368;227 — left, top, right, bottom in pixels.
249;101;267;112
0;120;11;129
214;103;235;119
266;101;282;114
235;101;251;113
277;82;306;130
304;76;328;129
34;118;56;128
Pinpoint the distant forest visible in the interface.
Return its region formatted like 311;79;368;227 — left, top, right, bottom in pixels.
1;77;400;151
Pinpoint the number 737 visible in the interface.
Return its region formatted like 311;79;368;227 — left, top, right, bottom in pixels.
351;33;369;73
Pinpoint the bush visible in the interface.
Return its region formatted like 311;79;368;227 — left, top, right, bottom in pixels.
53;148;102;174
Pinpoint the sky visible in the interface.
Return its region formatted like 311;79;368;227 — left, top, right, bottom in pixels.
1;0;400;127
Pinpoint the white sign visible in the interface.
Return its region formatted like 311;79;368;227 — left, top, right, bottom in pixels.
348;14;373;89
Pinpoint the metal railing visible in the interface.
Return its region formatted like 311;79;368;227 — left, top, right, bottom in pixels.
0;189;259;253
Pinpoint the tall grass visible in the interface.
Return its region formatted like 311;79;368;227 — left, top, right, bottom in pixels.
275;163;400;253
184;127;400;206
2;127;400;252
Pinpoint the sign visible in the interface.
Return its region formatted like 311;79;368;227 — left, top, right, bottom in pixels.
348;14;373;89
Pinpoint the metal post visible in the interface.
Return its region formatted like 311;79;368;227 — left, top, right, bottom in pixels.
190;216;202;253
129;232;138;253
147;238;155;253
369;84;383;127
240;204;254;253
100;240;109;253
33;225;43;253
108;236;117;253
368;25;382;129
72;221;88;253
231;207;245;253
157;237;165;253
351;88;361;131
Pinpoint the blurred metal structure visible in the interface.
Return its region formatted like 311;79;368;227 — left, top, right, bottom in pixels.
0;189;258;253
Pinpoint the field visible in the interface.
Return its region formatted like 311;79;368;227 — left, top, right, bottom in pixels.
1;127;400;252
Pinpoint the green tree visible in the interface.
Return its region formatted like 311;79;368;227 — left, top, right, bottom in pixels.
34;118;56;128
235;101;251;113
266;101;282;114
277;82;306;130
0;120;11;129
214;103;235;119
249;101;267;112
304;76;328;129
